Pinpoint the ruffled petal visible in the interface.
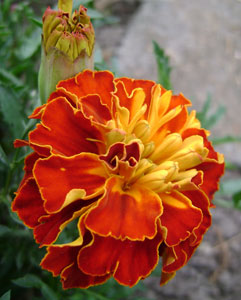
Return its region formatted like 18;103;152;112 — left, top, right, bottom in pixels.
182;128;225;200
78;232;163;286
162;237;199;273
61;263;111;289
197;160;225;201
160;191;202;246
34;153;107;213
34;199;95;246
85;177;163;240
41;244;82;276
114;77;155;118
160;271;176;286
183;190;211;245
58;70;115;108
17;152;42;190
12;178;46;228
29;97;101;156
41;239;111;289
80;94;112;125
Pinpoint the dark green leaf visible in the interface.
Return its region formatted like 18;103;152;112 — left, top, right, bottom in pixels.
13;274;42;288
0;225;11;237
233;190;241;210
13;274;58;300
0;291;11;300
0;84;25;138
0;68;23;87
0;145;8;166
152;40;172;90
17;28;41;60
29;17;42;28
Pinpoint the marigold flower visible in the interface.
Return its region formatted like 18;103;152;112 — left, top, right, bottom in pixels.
38;0;95;104
12;70;224;288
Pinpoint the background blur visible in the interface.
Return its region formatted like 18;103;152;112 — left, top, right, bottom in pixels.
0;0;241;299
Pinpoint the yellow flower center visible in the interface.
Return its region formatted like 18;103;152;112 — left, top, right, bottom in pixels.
102;85;207;194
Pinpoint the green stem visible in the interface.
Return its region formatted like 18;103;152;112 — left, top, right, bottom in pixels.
82;289;110;300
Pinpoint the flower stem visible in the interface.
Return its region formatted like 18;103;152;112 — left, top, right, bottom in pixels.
82;289;110;300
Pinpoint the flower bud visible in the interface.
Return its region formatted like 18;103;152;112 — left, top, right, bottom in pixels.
38;0;95;103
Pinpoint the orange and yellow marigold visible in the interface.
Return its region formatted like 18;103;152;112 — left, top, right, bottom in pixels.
12;70;224;288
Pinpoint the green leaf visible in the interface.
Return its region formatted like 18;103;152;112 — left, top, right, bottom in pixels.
152;41;172;90
0;291;11;300
0;68;23;87
0;145;8;166
212;135;241;145
218;178;241;196
197;95;226;129
0;225;11;237
204;105;226;129
233;190;241;210
0;84;25;138
29;17;42;28
196;94;211;124
17;28;41;60
13;274;58;300
13;274;42;288
86;8;104;19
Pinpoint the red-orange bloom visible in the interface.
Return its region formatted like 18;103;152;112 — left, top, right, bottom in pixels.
12;70;224;288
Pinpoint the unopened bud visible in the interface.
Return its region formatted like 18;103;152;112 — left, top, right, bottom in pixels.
38;0;95;103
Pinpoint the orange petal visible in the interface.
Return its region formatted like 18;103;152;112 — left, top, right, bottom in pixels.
85;177;163;240
162;238;199;273
80;94;112;125
34;199;95;246
183;190;211;245
17;152;42;191
14;139;29;148
29;97;102;156
34;153;106;213
41;244;82;276
61;263;111;289
12;178;46;228
160;191;202;246
58;70;115;108
41;237;111;289
114;77;155;118
160;271;176;286
78;233;163;286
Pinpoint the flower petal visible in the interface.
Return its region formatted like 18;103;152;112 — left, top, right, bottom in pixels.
61;262;111;289
58;70;115;108
12;178;46;228
41;238;111;289
183;190;211;245
160;191;202;246
34;199;95;246
41;244;82;277
80;94;112;125
34;153;106;213
78;233;163;286
29;97;101;156
114;77;155;118
85;177;163;240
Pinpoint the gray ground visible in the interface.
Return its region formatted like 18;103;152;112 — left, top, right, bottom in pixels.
95;0;241;299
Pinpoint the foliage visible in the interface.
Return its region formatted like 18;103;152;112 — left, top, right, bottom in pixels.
152;41;172;90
